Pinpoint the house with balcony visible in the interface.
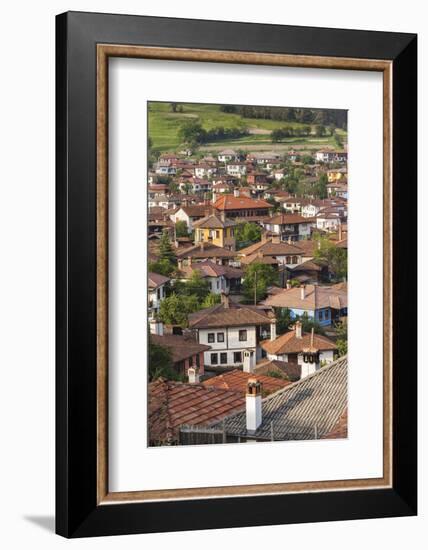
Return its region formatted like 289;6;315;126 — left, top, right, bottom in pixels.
261;213;315;241
188;293;277;369
213;193;271;220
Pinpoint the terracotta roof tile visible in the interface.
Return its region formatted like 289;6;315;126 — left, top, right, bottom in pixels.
203;370;290;394
214;195;271;211
262;284;347;310
148;379;244;444
261;330;337;355
151;334;211;363
189;302;272;329
148;272;170;288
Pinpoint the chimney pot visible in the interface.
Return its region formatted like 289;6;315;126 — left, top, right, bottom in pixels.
246;377;262;431
295;320;303;339
234;188;240;198
188;366;200;384
301;285;306;300
220;291;230;309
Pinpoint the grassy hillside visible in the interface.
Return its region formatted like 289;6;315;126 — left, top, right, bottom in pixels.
148;102;347;153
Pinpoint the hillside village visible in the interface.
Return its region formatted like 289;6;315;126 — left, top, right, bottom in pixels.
147;103;348;446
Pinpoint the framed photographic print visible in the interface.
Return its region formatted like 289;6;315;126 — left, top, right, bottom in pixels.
56;11;417;538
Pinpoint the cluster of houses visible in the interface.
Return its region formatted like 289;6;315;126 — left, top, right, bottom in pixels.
147;146;348;446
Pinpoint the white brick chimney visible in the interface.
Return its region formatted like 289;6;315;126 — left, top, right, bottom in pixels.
187;366;200;384
301;285;306;300
212;192;217;204
234;188;240;197
246;378;262;432
270;319;277;341
295;320;302;339
243;349;255;373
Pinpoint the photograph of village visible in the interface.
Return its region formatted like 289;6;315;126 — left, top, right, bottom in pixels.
147;101;348;446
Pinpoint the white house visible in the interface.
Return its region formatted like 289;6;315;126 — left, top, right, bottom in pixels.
226;162;247;178
188;294;276;368
218;149;238;163
155;164;177;176
261;321;337;379
316;212;341;232
261;214;314;241
170;204;209;231
148;272;170;320
194;164;218;179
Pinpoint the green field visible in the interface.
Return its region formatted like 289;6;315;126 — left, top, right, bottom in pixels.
148;102;347;153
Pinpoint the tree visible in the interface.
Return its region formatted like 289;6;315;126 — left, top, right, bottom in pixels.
159;230;177;265
334;132;344;148
148;338;180;381
174;220;188;238
275;307;293;335
242;262;278;304
148;258;175;277
235;222;262;249
201;292;221;308
314;235;348;281
335;320;348;356
178;120;206;145
315;124;326;137
313;172;328;199
158;293;200;327
298;311;325;335
182;271;210;302
170;102;178;113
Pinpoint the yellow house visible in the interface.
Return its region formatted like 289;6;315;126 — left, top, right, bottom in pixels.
193;214;237;250
327;169;347;183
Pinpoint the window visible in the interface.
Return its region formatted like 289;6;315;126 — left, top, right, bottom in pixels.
286;256;291;264
234;351;242;363
220;353;227;365
210;353;218;365
292;256;298;264
239;329;247;342
208;333;215;343
217;332;224;343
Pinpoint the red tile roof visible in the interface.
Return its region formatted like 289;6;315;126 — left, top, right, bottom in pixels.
262;284;347;310
148;379;244;444
150;334;211;364
203;369;289;394
189;302;272;329
214;194;271;211
148;272;170;289
261;329;337;355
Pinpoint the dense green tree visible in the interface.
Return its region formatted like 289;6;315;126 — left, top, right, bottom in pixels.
148;338;181;381
174;220;188;238
313;173;328;199
315;124;326;137
235;222;262;249
181;271;210;301
148;258;175;277
158;293;200;327
201;292;221;308
159;231;177;265
242;262;278;304
314;235;348;281
274;307;293;335
170;102;178;113
335;320;348;356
